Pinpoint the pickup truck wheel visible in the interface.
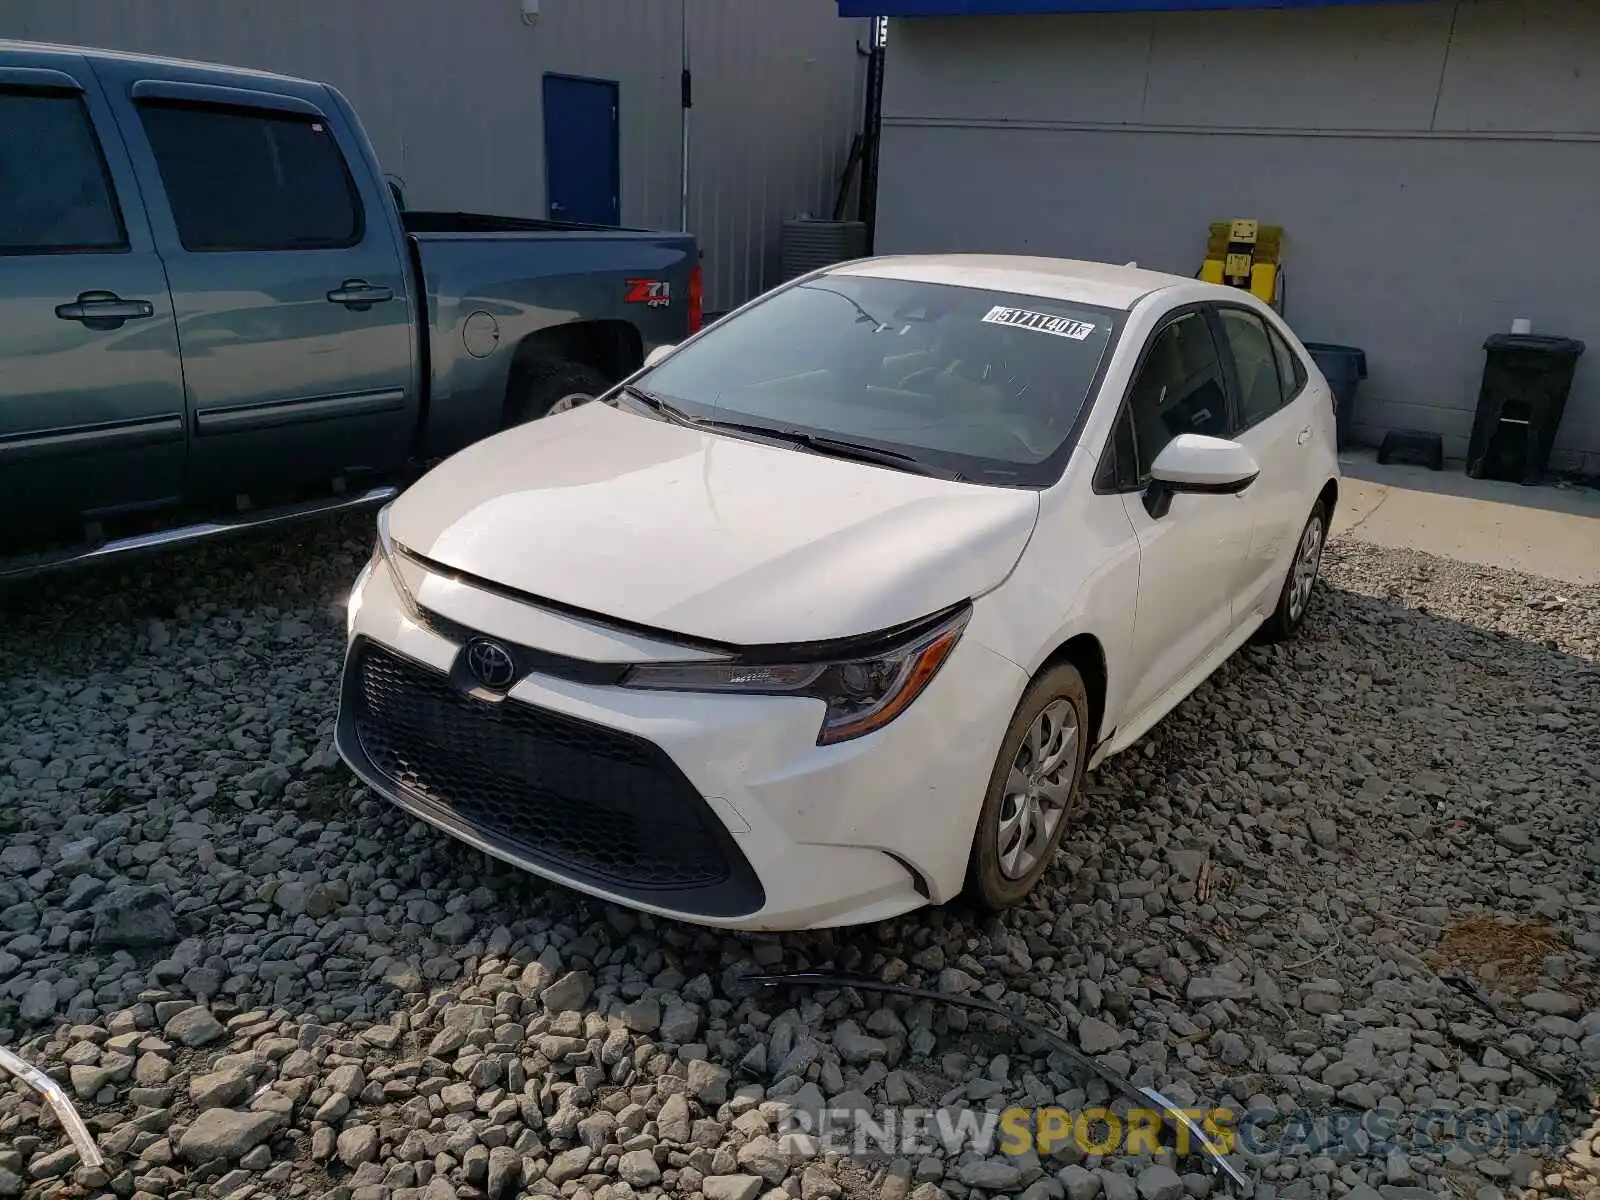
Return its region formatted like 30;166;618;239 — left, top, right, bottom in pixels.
508;360;613;424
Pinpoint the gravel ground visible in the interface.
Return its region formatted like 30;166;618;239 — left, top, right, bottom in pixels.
1;517;1597;1200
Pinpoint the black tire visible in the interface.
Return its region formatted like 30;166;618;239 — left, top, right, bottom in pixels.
506;360;612;425
1257;502;1328;643
964;663;1090;910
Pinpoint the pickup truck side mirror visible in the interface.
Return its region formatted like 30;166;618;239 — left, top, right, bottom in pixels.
643;344;676;369
1143;434;1259;519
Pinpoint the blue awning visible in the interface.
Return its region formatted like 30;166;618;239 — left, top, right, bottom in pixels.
839;0;1427;14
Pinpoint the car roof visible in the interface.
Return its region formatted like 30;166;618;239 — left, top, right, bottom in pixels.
829;254;1197;312
0;38;319;88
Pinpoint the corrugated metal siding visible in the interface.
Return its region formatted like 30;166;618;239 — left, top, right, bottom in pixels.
3;0;868;311
872;4;1600;469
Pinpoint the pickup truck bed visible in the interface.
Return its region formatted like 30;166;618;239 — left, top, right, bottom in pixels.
0;40;699;580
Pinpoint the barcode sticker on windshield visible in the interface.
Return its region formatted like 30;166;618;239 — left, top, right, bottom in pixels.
981;306;1096;340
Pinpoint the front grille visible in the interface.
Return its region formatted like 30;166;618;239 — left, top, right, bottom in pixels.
345;641;763;914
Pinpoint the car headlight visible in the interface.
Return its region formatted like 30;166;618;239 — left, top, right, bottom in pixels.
373;503;420;617
620;604;970;745
347;556;375;636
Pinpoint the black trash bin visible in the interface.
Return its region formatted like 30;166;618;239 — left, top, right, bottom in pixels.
1303;343;1368;450
1466;334;1586;484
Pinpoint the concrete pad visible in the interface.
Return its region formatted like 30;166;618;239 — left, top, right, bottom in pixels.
1330;450;1600;586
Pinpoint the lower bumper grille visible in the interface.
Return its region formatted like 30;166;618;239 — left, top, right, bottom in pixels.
341;640;763;917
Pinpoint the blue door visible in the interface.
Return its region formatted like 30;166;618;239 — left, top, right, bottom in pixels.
543;74;620;226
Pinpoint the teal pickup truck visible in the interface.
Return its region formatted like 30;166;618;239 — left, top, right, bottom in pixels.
0;41;701;579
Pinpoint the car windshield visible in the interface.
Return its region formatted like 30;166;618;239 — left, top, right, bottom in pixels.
630;273;1123;486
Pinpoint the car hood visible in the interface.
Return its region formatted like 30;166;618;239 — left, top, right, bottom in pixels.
386;402;1040;646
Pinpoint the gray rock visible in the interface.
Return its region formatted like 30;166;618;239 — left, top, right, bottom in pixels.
689;1058;733;1104
1099;1169;1138;1200
189;1069;250;1110
1187;977;1248;1002
939;967;979;994
90;886;176;948
1385;1149;1415;1186
486;1145;520;1198
1321;1061;1360;1088
1138;1165;1184;1200
1078;1018;1123;1055
177;1109;282;1162
703;1177;765;1200
545;1147;593;1185
737;1135;789;1183
621;995;661;1033
1520;990;1579;1016
540;970;594;1012
619;1148;662;1186
1308;819;1339;848
833;1021;889;1064
1060;1165;1103;1200
337;1125;380;1168
660;1001;701;1043
1495;826;1532;851
658;1092;693;1142
961;1159;1024;1189
0;844;41;874
165;1006;226;1047
326;1063;366;1097
68;1064;114;1099
19;979;56;1024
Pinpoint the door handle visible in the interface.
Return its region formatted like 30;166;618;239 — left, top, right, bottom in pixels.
55;291;155;328
326;280;395;310
1297;426;1312;445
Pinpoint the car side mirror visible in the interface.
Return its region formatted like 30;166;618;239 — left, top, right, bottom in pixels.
643;344;676;369
1143;434;1260;519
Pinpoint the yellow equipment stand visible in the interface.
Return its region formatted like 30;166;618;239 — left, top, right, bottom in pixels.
1200;219;1284;311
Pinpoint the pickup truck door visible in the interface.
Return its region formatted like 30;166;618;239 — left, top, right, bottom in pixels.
91;60;418;500
0;52;188;525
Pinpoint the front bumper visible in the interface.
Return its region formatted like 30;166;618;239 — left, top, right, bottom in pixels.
335;554;1027;931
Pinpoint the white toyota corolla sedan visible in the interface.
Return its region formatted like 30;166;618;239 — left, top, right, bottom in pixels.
337;255;1339;931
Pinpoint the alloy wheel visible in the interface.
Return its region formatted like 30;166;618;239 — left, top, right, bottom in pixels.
996;698;1079;880
546;392;593;416
1288;514;1325;622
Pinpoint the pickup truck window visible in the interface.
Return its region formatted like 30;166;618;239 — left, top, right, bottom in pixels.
0;89;127;255
137;101;363;252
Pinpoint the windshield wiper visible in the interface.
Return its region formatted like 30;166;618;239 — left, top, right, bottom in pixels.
790;432;963;479
617;384;704;428
620;393;961;480
693;419;962;479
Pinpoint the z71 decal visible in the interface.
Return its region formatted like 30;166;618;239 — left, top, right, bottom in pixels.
982;305;1096;341
625;279;673;308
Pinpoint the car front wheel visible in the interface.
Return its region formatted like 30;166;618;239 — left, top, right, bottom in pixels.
965;663;1089;910
1258;502;1328;643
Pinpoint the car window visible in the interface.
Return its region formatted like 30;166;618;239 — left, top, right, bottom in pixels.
1114;311;1230;485
138;102;362;252
1217;307;1284;429
636;273;1121;487
1268;323;1307;401
0;89;126;254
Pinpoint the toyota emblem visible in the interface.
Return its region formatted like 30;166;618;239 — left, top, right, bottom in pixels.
464;638;517;689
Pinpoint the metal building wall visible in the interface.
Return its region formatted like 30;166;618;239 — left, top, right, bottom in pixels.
872;3;1600;471
3;0;868;312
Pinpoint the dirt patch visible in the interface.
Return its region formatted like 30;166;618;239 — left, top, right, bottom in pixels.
1427;914;1569;995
